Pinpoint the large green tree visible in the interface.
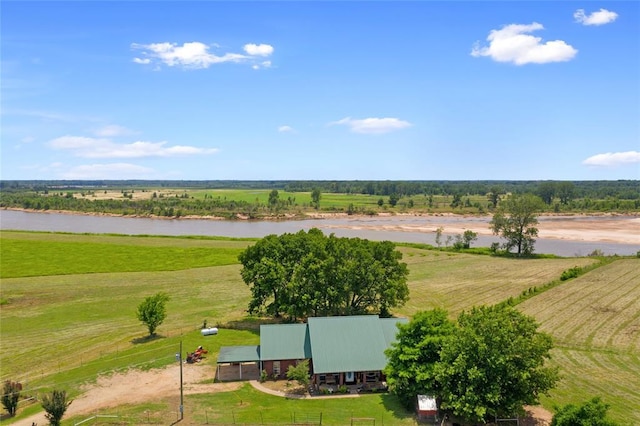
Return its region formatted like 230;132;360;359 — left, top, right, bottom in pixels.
490;193;544;256
238;229;409;320
435;305;558;423
384;309;455;409
551;397;618;426
136;292;170;336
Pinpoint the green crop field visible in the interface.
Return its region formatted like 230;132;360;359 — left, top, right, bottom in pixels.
1;230;637;424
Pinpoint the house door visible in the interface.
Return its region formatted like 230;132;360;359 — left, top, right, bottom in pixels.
345;371;355;383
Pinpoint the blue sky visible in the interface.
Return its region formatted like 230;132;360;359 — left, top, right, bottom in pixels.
2;1;639;181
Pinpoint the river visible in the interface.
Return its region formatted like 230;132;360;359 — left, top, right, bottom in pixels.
1;209;638;257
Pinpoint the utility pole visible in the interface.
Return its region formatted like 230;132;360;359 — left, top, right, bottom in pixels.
177;340;184;420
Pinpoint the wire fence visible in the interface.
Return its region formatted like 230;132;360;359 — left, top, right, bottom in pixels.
71;410;328;425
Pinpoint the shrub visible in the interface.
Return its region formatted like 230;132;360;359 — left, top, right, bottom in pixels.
560;266;581;281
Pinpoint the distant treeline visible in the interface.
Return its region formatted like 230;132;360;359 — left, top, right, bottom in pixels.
1;179;638;199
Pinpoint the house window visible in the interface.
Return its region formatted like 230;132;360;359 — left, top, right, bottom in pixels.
273;361;281;376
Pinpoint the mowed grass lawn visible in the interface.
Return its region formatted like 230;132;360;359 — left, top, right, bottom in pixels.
0;230;633;424
519;259;640;424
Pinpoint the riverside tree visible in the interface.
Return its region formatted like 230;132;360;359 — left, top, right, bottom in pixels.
490;193;544;256
436;305;559;422
238;228;409;321
136;292;170;336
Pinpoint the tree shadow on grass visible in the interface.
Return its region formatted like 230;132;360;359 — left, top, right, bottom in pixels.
131;334;166;344
379;392;417;424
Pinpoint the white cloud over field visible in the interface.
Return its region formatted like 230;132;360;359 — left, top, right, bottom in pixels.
574;9;618;26
329;117;412;134
131;41;274;70
49;135;218;158
471;23;577;65
582;151;640;167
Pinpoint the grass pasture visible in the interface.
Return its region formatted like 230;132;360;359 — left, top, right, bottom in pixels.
186;383;416;425
1;230;638;424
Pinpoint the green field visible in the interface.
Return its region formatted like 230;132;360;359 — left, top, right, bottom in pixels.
1;231;637;424
519;259;640;423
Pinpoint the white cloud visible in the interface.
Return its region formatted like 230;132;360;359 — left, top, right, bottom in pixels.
471;22;577;65
243;43;274;56
49;136;219;158
278;125;294;133
582;151;640;167
61;163;155;179
574;9;618;26
94;124;136;137
329;117;412;134
131;41;274;70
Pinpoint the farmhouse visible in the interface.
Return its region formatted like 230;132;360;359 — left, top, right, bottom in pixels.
217;315;407;388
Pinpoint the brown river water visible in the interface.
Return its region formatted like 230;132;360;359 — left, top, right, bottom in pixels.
1;209;638;257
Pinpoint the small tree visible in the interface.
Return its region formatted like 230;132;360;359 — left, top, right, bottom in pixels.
41;389;72;426
551;397;618;426
311;188;322;210
435;227;444;248
268;190;279;210
487;186;503;209
286;360;310;387
462;230;478;248
136;292;170;336
1;380;21;417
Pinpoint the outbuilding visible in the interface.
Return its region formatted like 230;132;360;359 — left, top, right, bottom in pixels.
416;395;438;423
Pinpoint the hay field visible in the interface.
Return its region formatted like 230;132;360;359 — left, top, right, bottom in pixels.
519;259;640;423
398;247;597;316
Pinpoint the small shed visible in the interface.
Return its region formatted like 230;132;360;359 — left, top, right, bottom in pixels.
417;395;438;423
216;345;260;381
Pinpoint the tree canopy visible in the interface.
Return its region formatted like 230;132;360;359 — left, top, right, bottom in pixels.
435;305;559;422
384;309;455;409
490;193;544;256
238;228;409;321
136;292;170;336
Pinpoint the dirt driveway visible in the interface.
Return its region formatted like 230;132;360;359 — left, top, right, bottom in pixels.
13;364;240;426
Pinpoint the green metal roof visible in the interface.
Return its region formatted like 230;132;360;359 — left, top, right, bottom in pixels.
259;323;311;361
307;315;406;374
217;345;260;364
380;317;408;346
